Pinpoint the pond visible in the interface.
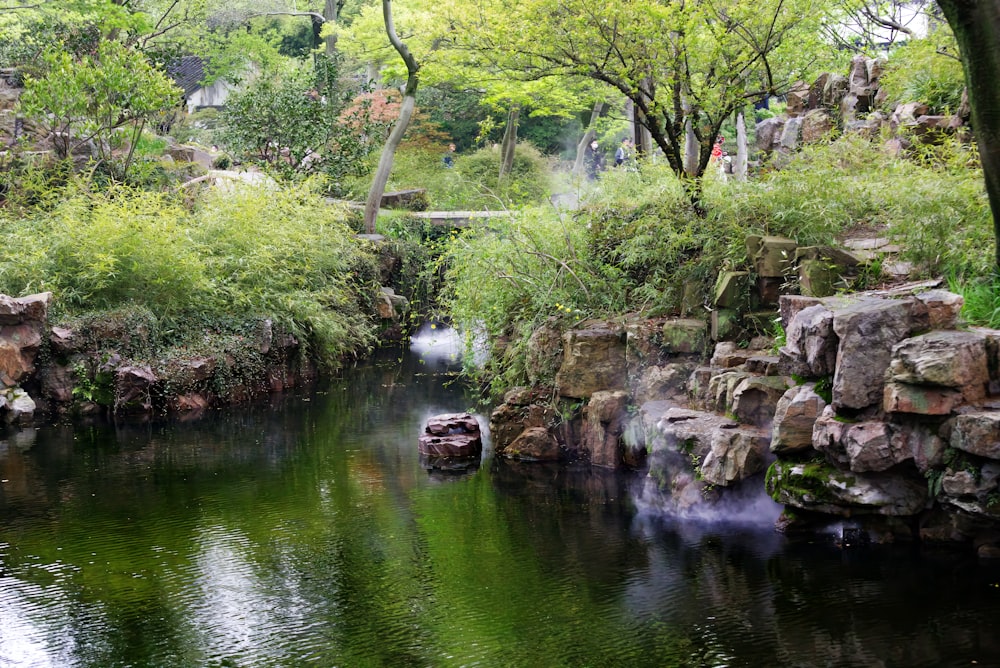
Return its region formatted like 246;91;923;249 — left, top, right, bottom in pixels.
1;328;1000;667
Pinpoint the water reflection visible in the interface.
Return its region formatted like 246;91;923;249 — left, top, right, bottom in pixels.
1;346;1000;667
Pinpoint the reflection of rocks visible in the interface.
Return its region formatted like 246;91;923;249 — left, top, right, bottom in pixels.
418;413;483;458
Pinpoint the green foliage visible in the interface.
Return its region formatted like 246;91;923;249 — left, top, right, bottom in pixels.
879;28;966;113
708;134;992;277
948;273;1000;328
0;182;381;370
353;143;555;211
219;54;382;193
453;143;553;208
17;41;181;178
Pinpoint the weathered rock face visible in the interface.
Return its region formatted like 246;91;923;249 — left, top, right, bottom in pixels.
831;298;913;410
771;384;827;453
700;426;770;487
418;413;483;458
555;322;627;398
500;426;560;461
766;459;928;516
0;293;50;390
779;304;837;378
582;390;630;468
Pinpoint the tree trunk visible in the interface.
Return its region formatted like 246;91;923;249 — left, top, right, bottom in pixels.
572;100;605;177
683;115;699;177
734;111;748;182
363;0;420;234
937;0;1000;271
324;0;340;54
499;105;519;181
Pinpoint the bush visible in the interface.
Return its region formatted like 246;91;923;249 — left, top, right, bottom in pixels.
455;143;554;208
0;182;381;369
879;29;965;113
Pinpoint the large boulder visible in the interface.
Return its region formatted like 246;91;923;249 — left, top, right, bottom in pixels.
801;108;835;142
700;426;771;486
489;388;558;450
771;383;828;453
555;322;627;398
0;324;43;388
731;375;792;427
114;364;157;413
634;363;694;404
779;303;838;378
766;458;929;516
950;411;1000;460
831;298;914;410
499;426;560;462
582;390;630;468
813;412;911;473
418;413;483;458
889;330;989;402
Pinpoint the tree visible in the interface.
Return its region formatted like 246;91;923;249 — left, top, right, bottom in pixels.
936;0;1000;271
458;0;829;206
362;0;419;233
18;41;180;177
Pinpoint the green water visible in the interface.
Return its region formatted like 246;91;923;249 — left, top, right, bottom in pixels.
2;344;1000;667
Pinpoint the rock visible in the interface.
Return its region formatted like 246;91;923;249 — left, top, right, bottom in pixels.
779;303;837;378
708;370;752;415
889;330;989;401
40;363;75;403
831;298;914;410
713;271;752;309
419;413;483;458
380;188;429;211
0;292;51;325
625;315;668;365
756;116;786;153
883;381;963;416
527;319;564;384
910;115;954;144
814;410;913;473
912;290;963;330
49;326;77;355
710;308;741;342
748;235;797;278
801;108;835;142
779;295;823;329
555;322;627;399
771;383;828;453
634;363;694;404
583;390;630;468
661;318;708;355
778;116;802;152
2;387;35;424
731;375;791;427
891;102;930;129
890;421;945;473
746;355;780;376
951;411;1000;460
766;458;929;516
822;74;849;109
785;80;811;116
0;323;42;388
376;287;409;322
700;425;770;486
711;341;751;369
114;364;157;413
500;426;560;461
652;406;739;461
489;400;558;451
848;54;870;90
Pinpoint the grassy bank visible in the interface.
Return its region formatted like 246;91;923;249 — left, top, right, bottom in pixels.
439;134;994;395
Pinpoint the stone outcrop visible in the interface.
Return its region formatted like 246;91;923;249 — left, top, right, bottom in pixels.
418;413;483;459
555;321;627;398
756;56;967;162
763;290;1000;549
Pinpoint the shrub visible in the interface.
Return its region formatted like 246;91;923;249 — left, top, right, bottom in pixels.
879;29;965;113
0;182;381;370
